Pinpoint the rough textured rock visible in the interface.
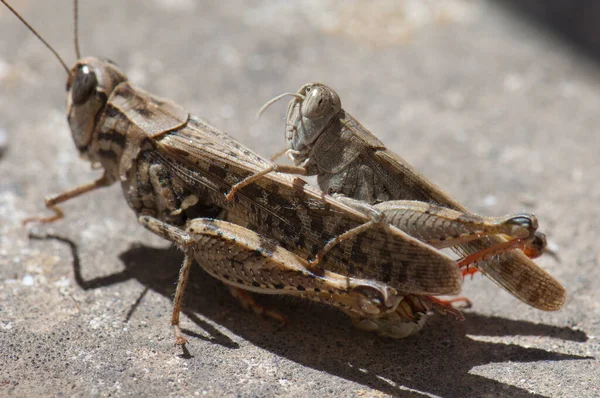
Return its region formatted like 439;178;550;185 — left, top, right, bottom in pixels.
0;1;597;397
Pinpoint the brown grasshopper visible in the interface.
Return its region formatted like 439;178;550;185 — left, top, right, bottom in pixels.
230;82;566;312
4;1;477;343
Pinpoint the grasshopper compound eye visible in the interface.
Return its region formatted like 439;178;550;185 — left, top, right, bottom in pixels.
505;214;539;239
71;65;98;105
301;85;336;119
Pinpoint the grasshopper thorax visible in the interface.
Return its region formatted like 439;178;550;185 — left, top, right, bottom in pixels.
66;57;127;158
285;83;341;163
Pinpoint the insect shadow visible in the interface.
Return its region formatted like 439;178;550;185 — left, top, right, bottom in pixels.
28;232;239;352
31;233;591;398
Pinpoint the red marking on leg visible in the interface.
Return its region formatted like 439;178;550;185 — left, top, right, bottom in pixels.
461;266;479;278
458;238;526;269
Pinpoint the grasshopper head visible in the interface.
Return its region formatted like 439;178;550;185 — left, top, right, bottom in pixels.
285;83;341;163
66;57;127;159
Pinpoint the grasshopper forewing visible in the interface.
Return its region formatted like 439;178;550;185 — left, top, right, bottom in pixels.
244;82;566;311
3;1;466;342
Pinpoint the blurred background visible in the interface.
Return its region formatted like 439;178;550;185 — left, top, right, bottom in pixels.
504;0;600;59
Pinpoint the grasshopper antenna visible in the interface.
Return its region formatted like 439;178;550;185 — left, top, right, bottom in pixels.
257;92;304;119
0;0;70;74
73;0;81;59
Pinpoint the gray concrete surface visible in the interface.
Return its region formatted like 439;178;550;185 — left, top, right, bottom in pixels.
0;1;598;397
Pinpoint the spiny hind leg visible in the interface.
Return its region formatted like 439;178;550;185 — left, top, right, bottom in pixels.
318;196;546;271
183;219;407;332
141;215;417;341
373;200;546;267
372;200;542;249
139;215;292;343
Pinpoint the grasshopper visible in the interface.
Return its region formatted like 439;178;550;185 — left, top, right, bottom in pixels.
4;1;477;343
230;82;566;312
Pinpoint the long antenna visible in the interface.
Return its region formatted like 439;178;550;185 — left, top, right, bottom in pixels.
0;0;70;74
256;92;304;119
73;0;81;59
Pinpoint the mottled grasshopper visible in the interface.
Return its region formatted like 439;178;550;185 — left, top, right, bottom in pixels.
4;1;474;343
232;82;566;311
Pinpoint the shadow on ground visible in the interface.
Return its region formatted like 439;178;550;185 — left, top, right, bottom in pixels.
32;234;591;398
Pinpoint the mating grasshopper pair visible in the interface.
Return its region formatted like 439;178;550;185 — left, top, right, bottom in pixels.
4;1;565;345
233;82;566;313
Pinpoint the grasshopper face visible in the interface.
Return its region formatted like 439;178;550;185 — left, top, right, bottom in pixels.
285;82;341;164
66;57;127;160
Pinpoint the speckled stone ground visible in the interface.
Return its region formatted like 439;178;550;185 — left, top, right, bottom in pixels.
0;1;598;397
